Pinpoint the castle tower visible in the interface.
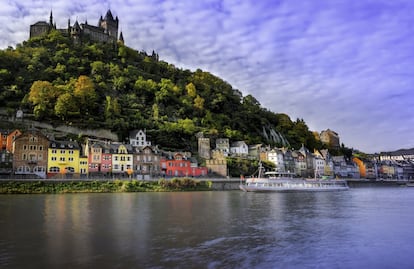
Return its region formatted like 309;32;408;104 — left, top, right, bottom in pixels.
71;21;82;44
99;10;119;41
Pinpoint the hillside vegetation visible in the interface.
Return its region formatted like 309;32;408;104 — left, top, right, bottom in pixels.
0;30;338;153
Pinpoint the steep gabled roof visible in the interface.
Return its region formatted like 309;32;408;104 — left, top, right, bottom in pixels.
104;10;114;20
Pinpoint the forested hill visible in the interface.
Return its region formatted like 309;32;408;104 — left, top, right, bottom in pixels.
0;30;328;152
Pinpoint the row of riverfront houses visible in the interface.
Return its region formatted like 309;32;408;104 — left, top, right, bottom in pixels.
1;128;414;180
0;129;207;179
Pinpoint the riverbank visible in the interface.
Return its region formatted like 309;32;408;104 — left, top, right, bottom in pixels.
0;178;213;194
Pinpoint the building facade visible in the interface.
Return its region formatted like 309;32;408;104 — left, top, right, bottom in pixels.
13;130;49;178
133;146;161;179
47;140;82;178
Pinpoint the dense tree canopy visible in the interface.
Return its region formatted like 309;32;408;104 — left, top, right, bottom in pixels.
0;31;347;153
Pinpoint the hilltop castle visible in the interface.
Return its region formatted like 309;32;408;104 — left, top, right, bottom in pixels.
30;10;124;44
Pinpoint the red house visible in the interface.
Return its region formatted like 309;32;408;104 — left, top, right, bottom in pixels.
161;153;207;177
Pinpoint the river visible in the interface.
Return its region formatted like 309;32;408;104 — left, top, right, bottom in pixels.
1;187;414;268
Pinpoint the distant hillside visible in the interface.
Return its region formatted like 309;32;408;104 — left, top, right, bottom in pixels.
0;30;336;153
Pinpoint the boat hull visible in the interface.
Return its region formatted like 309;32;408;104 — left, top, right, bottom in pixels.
239;185;349;192
239;180;349;192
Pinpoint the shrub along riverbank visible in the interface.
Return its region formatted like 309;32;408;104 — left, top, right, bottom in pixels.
0;178;213;194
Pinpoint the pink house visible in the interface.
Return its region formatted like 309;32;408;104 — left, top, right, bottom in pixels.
86;140;112;175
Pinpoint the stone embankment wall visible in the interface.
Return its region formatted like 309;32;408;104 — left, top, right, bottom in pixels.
0;109;118;141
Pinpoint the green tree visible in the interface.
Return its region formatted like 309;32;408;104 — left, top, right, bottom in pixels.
55;93;79;120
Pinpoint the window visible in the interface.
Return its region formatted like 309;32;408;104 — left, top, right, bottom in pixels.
22;154;27;160
114;164;119;170
49;167;60;173
39;146;43;151
68;157;74;162
68;150;74;155
66;167;75;173
23;145;27;150
60;150;65;154
51;157;57;161
52;149;57;154
60;157;65;162
34;166;45;172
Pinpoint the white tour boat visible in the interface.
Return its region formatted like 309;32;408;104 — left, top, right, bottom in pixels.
239;164;349;192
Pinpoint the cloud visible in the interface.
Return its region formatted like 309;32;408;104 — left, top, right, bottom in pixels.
2;0;414;152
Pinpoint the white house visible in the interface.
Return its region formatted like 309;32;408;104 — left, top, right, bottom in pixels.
313;154;325;178
267;148;285;172
230;141;248;156
129;129;151;148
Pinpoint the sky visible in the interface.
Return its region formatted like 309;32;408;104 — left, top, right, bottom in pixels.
1;0;414;153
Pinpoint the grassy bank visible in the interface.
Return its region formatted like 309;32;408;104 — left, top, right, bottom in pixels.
0;178;213;194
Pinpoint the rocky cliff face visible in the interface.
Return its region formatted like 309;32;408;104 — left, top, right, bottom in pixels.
262;126;289;146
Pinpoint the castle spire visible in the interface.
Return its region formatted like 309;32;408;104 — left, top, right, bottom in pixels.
119;31;124;44
49;10;53;26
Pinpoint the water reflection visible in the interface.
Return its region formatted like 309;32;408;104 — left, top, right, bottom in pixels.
1;189;414;268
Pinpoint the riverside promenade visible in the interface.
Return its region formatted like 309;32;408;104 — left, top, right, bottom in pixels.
0;177;411;191
0;177;244;191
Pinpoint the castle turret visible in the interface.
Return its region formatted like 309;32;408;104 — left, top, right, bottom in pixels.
99;9;119;41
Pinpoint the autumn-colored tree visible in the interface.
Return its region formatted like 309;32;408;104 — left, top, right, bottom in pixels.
28;81;60;119
186;82;197;98
74;75;97;115
194;95;205;110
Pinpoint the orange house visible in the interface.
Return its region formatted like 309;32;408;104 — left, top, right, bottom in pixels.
6;129;22;152
0;129;22;152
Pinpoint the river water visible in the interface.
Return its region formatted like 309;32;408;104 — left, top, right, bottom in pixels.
1;187;414;269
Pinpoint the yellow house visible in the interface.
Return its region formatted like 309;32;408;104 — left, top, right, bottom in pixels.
48;140;81;178
79;155;89;177
110;142;133;175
